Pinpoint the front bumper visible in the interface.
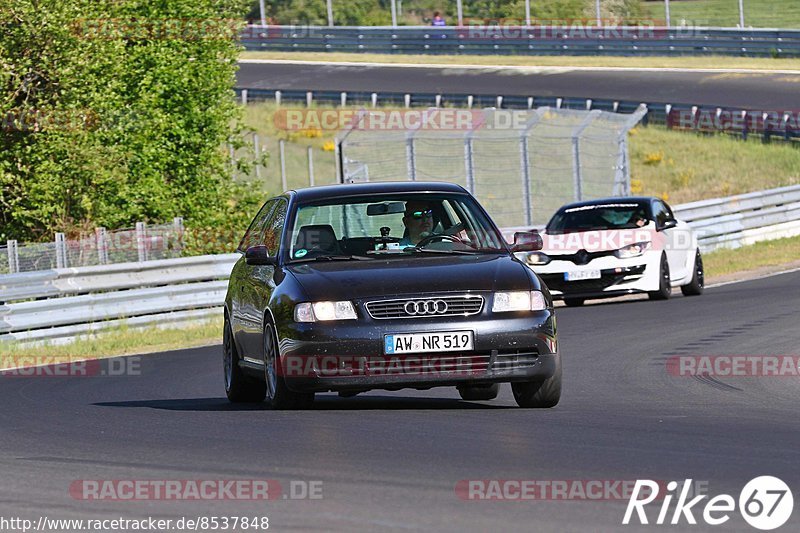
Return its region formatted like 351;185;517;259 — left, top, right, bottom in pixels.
276;310;557;393
526;251;661;299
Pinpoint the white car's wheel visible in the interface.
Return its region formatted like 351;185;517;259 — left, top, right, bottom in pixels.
648;253;671;301
681;249;704;296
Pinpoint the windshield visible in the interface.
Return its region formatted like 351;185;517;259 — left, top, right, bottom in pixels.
287;193;507;261
546;202;650;234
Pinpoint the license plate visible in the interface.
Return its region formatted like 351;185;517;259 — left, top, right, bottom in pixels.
384;331;474;355
565;270;601;281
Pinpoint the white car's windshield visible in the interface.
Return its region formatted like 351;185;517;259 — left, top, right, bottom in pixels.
546;202;650;234
287;193;506;261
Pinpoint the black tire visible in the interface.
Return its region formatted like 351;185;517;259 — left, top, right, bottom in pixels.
648;253;672;301
223;319;266;403
263;320;315;410
457;383;500;401
512;355;561;408
681;249;705;296
563;298;585;307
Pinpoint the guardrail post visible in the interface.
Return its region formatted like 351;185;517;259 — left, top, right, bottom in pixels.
275;90;281;107
306;91;313;108
404;94;411;108
371;93;378;108
241;89;248;106
55;233;68;269
340;92;347;107
307;146;315;186
136;222;148;262
279;139;287;190
96;227;109;265
7;240;19;274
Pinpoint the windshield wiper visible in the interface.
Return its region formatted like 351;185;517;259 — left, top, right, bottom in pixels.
403;247;478;255
291;254;371;263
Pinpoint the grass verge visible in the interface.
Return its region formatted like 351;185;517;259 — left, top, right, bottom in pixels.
704;234;800;280
240;51;800;71
0;319;222;362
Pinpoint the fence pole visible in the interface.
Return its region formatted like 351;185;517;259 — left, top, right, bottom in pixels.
665;0;671;28
456;0;463;26
570;110;601;202
464;133;475;194
738;0;745;27
405;132;417;181
229;143;236;177
55;232;68;269
326;0;334;27
173;217;185;254
519;110;542;226
390;0;397;27
595;0;602;26
253;134;262;180
7;240;19;274
135;222;148;262
96;227;108;265
279;139;287;191
524;0;531;27
307;146;315;186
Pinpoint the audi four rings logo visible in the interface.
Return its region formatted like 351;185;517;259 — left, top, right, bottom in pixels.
404;300;448;315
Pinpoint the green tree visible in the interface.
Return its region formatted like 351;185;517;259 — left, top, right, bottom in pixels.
1;0;261;247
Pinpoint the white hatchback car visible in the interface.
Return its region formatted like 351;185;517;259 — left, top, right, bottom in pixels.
520;197;704;306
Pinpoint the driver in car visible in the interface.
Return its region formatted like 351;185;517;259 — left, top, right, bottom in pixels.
400;200;435;246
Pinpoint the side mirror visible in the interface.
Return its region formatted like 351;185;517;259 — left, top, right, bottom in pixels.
245;245;276;266
659;219;678;231
511;231;543;252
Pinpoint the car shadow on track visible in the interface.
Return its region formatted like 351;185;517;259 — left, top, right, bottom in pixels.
93;396;510;411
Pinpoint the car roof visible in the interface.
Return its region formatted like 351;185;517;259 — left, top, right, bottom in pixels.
287;181;468;202
557;197;658;211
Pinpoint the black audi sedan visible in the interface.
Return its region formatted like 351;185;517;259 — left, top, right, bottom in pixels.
223;181;560;409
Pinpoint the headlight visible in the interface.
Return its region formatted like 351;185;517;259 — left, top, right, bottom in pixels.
492;291;547;312
293;301;358;322
525;252;551;265
614;241;651;259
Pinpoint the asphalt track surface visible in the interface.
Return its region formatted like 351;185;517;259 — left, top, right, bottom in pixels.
2;270;799;532
236;60;800;110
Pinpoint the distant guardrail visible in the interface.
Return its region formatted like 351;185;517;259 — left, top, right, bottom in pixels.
241;25;800;57
235;88;800;143
0;254;238;344
674;184;800;251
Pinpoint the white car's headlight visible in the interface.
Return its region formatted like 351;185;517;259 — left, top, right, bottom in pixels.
525;252;551;265
492;291;547;312
294;301;358;322
614;241;652;259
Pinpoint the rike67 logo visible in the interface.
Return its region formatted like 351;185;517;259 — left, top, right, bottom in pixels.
623;477;794;530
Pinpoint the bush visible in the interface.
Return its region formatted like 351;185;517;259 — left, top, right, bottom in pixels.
0;0;262;249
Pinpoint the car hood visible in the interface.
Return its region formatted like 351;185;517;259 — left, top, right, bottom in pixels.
286;254;534;300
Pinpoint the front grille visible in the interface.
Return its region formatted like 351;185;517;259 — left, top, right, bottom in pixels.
540;264;646;293
365;295;484;319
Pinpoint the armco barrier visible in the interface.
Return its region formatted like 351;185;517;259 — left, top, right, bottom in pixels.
240;25;800;57
1;185;798;344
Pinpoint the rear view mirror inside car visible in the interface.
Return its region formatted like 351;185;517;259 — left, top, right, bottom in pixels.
367;201;405;216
